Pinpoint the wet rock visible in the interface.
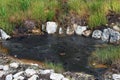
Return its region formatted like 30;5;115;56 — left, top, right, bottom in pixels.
0;71;5;78
10;62;19;68
101;28;110;42
13;71;24;78
112;74;120;80
66;27;74;35
0;29;11;40
92;30;102;39
39;69;54;75
75;26;87;35
28;75;39;80
59;27;63;35
25;68;36;76
82;30;92;37
3;65;9;71
46;22;57;34
113;25;120;32
109;30;120;43
50;73;64;80
5;74;13;80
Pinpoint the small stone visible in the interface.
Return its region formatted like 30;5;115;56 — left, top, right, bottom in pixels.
0;29;11;40
82;30;92;37
0;71;5;78
75;26;87;35
66;27;74;35
3;65;9;71
112;74;120;80
113;25;120;32
13;71;24;78
59;27;63;34
25;69;36;76
46;21;57;34
39;69;54;75
92;30;102;39
28;75;39;80
5;74;13;80
10;62;19;68
50;73;64;80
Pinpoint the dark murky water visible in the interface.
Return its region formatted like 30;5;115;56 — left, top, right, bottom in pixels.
1;35;106;78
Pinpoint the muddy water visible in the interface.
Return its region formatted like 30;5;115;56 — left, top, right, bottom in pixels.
1;35;106;78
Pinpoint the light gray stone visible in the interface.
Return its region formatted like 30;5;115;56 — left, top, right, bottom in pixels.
28;75;39;80
0;29;11;40
50;73;64;80
13;71;24;78
13;76;24;80
25;69;36;76
3;65;9;71
75;26;87;35
59;27;63;34
39;69;54;75
62;78;69;80
10;62;19;68
5;74;13;80
113;25;120;32
112;74;120;80
92;30;102;39
0;65;3;70
101;28;110;42
46;22;57;34
0;71;5;78
110;31;120;43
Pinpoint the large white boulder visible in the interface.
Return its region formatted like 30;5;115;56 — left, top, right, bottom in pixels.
5;74;13;80
10;62;19;68
50;73;64;80
74;26;87;35
92;30;102;39
0;29;11;40
46;22;57;34
25;69;36;76
28;75;39;80
112;74;120;80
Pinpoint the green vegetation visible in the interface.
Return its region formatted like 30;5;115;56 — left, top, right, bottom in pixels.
0;0;120;33
44;62;64;73
94;45;120;64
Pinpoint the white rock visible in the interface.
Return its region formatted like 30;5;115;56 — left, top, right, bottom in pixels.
28;75;39;80
113;25;120;32
39;69;54;75
59;27;63;34
30;63;39;66
101;28;110;42
13;76;24;80
50;73;64;80
46;22;57;34
82;30;92;37
0;71;5;78
25;69;36;76
3;65;9;71
10;62;19;68
112;74;120;80
0;29;11;40
13;71;24;78
0;65;4;70
5;74;13;80
75;26;87;35
62;78;69;80
66;27;74;35
92;30;102;39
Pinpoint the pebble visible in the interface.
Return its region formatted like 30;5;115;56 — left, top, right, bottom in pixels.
28;75;39;80
5;74;13;80
13;71;24;78
39;69;54;75
10;62;19;68
0;71;5;78
50;73;64;80
25;69;36;76
3;65;9;71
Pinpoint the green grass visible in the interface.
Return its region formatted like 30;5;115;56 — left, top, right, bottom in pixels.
44;62;64;73
1;0;120;33
95;45;120;64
